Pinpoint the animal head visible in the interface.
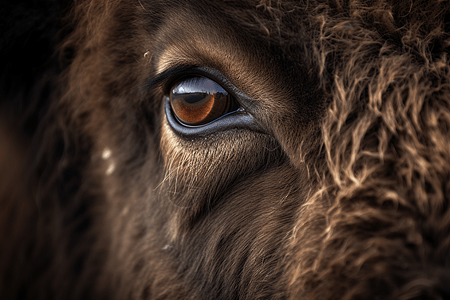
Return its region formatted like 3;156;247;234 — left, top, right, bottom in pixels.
1;0;450;299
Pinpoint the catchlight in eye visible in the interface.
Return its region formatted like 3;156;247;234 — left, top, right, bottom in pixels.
169;77;237;126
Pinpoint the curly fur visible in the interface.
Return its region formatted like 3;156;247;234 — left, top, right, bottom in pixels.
1;0;450;299
287;1;450;298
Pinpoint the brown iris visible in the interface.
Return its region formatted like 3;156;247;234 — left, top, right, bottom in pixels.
170;77;232;125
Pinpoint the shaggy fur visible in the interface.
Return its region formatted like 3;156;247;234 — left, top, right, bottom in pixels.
1;0;450;299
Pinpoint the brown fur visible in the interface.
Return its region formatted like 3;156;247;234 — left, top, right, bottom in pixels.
1;0;450;299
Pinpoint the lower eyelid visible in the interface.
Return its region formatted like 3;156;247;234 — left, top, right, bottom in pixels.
164;96;264;137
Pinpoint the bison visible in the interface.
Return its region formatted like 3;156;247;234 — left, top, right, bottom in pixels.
1;0;450;299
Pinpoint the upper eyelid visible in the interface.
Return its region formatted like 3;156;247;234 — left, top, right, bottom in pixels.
153;66;235;96
148;65;199;93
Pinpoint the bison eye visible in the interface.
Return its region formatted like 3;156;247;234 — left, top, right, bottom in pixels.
169;77;238;126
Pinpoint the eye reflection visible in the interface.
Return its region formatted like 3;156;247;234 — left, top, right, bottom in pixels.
169;77;235;126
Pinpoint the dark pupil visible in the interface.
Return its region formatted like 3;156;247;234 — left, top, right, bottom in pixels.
180;94;207;104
